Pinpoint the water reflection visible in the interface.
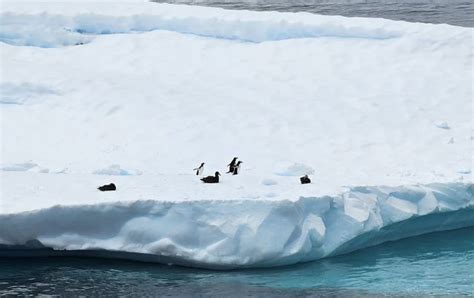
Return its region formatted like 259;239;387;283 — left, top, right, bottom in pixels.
1;227;473;296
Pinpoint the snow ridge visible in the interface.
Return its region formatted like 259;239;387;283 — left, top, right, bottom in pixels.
1;182;472;269
0;12;400;47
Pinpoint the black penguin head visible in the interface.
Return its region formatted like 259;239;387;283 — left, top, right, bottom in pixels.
237;161;243;165
215;171;221;176
201;162;205;166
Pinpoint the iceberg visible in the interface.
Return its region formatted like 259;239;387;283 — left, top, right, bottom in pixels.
0;2;472;269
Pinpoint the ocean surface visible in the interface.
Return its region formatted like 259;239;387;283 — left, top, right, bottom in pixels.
1;227;473;296
153;0;474;27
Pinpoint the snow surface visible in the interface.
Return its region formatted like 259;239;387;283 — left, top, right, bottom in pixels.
0;2;473;268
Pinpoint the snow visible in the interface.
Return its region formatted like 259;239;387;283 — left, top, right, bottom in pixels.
436;122;451;130
0;82;60;104
0;9;403;48
262;178;278;186
93;164;140;176
0;1;472;268
274;162;315;176
1;161;39;172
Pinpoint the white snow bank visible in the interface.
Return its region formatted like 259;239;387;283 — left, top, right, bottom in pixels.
2;1;469;48
1;183;472;268
0;11;401;47
0;83;59;104
436;122;451;130
0;161;50;173
93;164;140;176
274;162;315;176
1;161;39;172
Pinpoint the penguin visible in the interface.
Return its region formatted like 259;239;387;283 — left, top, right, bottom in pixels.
232;161;243;175
98;183;116;191
201;171;221;183
227;157;238;174
300;175;311;184
193;162;205;175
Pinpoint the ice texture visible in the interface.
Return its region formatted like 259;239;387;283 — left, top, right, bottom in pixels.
0;183;472;268
93;165;134;176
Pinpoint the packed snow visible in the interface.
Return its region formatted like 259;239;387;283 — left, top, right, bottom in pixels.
0;1;472;268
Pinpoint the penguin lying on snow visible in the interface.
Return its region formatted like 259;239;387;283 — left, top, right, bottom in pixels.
227;157;238;174
232;161;243;175
300;175;311;184
194;162;205;175
201;172;220;183
98;183;116;191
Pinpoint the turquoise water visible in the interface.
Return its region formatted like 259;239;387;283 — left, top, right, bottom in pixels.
1;227;473;296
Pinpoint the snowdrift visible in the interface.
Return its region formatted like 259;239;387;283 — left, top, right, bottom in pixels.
0;11;402;47
1;183;472;269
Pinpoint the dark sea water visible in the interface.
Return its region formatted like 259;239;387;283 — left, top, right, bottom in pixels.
1;227;473;296
153;0;474;27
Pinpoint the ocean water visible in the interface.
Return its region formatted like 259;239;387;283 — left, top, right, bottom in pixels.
153;0;474;27
1;227;473;296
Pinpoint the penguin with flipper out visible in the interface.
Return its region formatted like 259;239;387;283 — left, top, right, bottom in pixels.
201;172;221;183
227;157;238;174
232;161;243;175
300;175;311;184
194;162;205;175
98;183;116;191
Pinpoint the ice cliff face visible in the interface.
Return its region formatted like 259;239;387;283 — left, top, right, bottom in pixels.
1;183;472;269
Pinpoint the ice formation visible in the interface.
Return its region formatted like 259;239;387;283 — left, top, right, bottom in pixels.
0;183;472;268
0;2;472;268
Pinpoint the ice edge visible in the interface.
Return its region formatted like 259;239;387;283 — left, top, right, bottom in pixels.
0;182;472;269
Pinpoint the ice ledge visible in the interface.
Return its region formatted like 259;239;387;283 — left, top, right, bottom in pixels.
3;2;469;48
0;12;401;48
0;182;472;269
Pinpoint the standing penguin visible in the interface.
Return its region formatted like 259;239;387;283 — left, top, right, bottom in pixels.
300;175;311;184
227;157;238;174
193;162;205;175
232;161;243;175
